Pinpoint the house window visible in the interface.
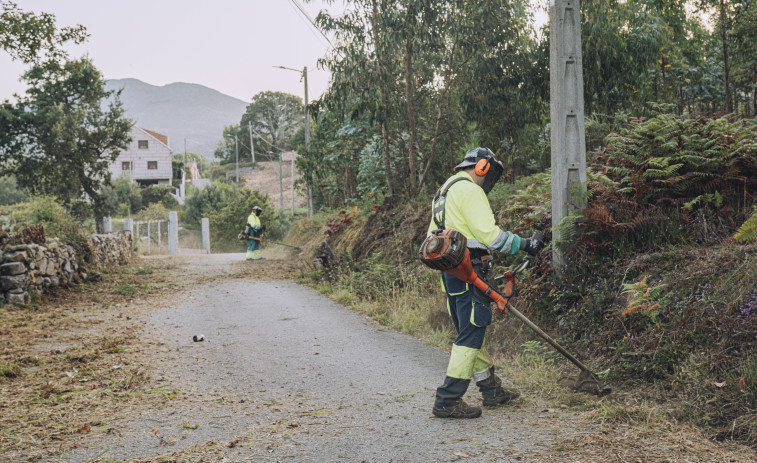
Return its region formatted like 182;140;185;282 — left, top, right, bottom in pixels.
122;161;131;170
138;140;149;149
147;161;158;170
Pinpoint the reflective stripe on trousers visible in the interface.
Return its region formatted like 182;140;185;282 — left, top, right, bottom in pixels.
435;272;495;407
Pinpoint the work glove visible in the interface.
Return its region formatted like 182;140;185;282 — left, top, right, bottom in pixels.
520;231;545;256
261;225;266;232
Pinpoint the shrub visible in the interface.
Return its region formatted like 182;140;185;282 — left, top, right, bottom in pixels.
0;175;27;206
142;185;178;210
2;197;91;253
101;177;142;215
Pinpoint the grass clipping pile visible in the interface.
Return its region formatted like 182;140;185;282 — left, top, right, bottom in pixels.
0;261;182;461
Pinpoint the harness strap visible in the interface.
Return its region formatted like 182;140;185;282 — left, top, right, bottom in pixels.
432;176;472;230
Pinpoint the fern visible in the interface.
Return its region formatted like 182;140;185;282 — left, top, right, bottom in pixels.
735;206;757;244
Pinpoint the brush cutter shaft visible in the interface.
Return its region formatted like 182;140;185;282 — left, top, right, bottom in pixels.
505;301;593;373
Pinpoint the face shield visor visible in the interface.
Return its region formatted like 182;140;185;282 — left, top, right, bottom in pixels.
481;158;504;194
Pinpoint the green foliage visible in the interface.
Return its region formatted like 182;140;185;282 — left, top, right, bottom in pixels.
133;203;169;222
2;196;91;253
0;1;88;65
182;182;241;225
206;188;290;252
735;205;757;243
570;114;757;254
141;185;178;210
0;57;132;229
101;177;142;216
182;181;290;251
0;175;27;206
216;91;303;164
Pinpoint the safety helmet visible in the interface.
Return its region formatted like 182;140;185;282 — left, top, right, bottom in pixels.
454;147;504;194
252;206;262;216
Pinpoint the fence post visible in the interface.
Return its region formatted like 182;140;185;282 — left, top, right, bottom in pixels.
168;211;178;255
123;219;133;248
147;222;151;255
158;221;162;254
103;217;112;233
201;218;210;254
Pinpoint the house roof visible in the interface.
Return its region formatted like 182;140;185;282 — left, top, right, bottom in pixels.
139;127;170;149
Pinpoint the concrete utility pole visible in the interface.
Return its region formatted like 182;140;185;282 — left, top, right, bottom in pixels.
248;121;255;163
279;150;284;209
304;66;313;219
550;0;587;271
234;135;239;183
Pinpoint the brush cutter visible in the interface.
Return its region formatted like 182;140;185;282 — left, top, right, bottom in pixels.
237;231;301;251
419;229;611;396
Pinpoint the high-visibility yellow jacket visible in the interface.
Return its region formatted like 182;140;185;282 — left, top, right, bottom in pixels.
427;171;521;254
247;212;261;235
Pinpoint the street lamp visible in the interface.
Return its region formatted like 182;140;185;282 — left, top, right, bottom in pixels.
274;65;312;218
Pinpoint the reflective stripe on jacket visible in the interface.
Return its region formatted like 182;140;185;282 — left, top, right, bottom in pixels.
426;171;521;254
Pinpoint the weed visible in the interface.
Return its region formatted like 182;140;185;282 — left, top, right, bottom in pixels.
136;265;153;275
112;283;138;296
0;363;22;378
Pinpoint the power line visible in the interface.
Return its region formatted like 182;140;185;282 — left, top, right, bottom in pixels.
287;0;332;47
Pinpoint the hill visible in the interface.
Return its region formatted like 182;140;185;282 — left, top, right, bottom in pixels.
105;78;247;161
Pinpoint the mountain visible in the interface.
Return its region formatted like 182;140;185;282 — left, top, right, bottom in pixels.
105;78;247;161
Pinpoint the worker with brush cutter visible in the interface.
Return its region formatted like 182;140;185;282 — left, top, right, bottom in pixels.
426;147;544;419
243;206;266;260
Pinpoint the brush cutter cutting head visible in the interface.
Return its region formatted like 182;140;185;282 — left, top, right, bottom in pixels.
419;229;468;271
559;369;612;396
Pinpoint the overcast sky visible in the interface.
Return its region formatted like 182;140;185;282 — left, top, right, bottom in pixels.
1;1;548;103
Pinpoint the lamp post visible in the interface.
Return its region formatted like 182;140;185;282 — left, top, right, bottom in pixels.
274;65;312;218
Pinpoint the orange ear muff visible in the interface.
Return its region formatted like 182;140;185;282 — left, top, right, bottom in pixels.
474;158;490;176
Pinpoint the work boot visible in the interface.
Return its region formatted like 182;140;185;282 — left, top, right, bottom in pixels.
476;368;519;407
432;399;482;419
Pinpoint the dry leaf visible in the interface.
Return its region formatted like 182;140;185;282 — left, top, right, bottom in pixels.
453;451;470;458
78;425;90;434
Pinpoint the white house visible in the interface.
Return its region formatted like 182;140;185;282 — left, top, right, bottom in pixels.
109;127;173;186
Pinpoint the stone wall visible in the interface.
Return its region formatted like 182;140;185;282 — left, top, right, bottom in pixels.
0;231;133;305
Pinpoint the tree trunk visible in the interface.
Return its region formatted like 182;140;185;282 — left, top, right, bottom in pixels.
371;1;394;196
404;15;418;192
753;64;756;117
661;54;667;102
417;40;462;194
720;0;732;113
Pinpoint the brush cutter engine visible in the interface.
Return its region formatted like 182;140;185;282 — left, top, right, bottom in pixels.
419;229;468;271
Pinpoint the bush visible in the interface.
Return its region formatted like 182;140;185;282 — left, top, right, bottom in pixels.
0;175;28;206
101;178;142;216
208;188;290;252
142;185;178;210
182;181;290;252
1;197;91;256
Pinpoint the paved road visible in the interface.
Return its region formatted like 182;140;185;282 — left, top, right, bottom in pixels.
62;254;577;462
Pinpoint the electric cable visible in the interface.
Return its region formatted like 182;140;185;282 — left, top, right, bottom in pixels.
287;0;332;47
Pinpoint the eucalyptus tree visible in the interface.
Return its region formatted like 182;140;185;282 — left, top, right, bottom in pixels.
695;0;755;113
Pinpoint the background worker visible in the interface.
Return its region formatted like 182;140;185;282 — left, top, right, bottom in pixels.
428;147;544;419
245;206;265;260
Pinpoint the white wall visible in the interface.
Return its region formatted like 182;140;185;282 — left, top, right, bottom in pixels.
108;127;172;183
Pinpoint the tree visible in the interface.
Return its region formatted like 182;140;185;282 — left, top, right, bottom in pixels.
216;92;304;164
0;175;27;205
0;58;132;230
0;1;88;65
